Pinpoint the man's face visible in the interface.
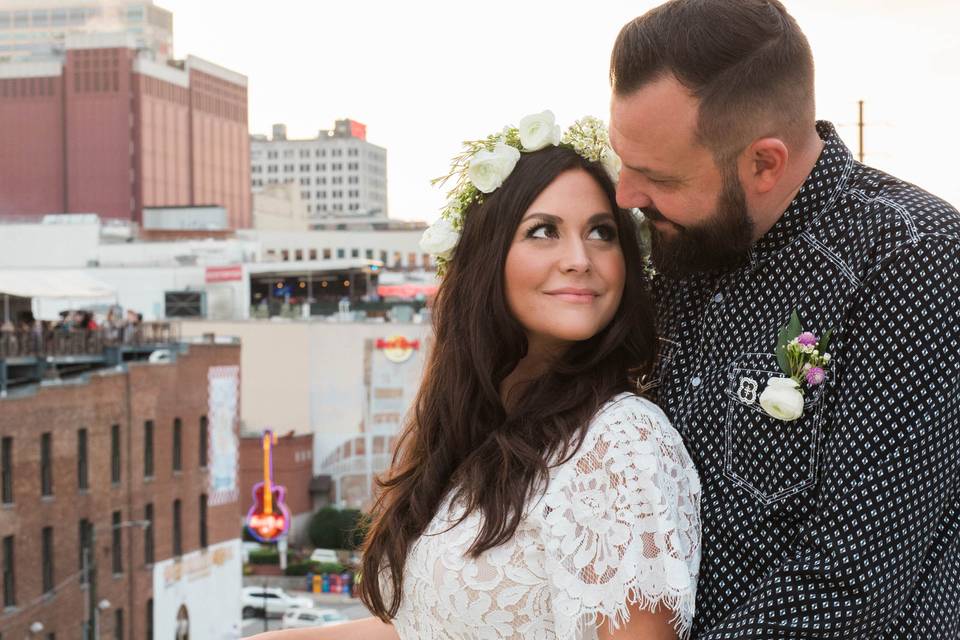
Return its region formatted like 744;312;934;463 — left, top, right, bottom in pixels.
610;76;754;277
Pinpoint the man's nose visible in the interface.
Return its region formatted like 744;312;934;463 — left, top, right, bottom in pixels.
616;177;652;210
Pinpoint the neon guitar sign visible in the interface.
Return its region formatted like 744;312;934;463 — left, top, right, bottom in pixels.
245;430;291;542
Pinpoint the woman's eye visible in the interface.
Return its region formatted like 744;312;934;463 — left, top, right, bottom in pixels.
588;224;617;241
526;223;556;239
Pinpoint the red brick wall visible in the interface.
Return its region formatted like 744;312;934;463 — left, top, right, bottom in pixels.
0;75;64;217
0;342;242;639
64;47;137;221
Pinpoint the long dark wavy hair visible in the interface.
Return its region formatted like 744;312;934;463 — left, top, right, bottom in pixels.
358;144;657;619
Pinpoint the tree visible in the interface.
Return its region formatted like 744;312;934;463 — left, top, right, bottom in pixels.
308;507;368;550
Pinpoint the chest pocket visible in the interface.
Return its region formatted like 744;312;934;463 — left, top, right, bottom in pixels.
722;353;828;505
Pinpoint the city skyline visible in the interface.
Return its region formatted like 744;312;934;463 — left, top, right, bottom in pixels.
154;0;960;222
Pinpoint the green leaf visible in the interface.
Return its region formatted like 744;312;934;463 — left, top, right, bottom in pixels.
786;309;803;342
817;327;834;354
775;323;791;375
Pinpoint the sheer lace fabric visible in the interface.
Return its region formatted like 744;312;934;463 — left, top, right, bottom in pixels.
392;394;702;640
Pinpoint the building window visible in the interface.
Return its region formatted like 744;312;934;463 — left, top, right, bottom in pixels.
79;519;92;584
295;249;303;261
111;425;121;484
146;598;153;640
283;164;294;172
351;249;360;259
173;500;182;557
1;437;11;504
144;503;154;565
408;252;417;267
199;494;208;549
115;608;124;640
199;416;208;468
41;432;52;497
172;418;182;472
380;250;388;263
322;249;331;260
77;428;88;490
112;511;123;574
2;535;13;607
336;248;345;259
42;526;53;593
143;421;154;479
309;249;317;261
365;249;374;260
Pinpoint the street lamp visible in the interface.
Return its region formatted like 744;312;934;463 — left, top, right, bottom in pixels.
29;621;44;634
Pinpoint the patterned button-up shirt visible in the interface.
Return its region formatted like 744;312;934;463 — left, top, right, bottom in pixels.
650;122;960;638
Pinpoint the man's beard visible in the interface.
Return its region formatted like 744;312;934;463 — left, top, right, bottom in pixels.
644;169;754;278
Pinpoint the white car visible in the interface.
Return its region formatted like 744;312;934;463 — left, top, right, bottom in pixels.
241;586;313;619
309;548;340;564
281;608;348;629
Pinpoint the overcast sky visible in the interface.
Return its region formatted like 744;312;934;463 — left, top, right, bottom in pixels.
158;0;960;222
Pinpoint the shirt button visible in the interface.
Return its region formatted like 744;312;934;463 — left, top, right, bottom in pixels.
713;292;724;303
691;376;702;388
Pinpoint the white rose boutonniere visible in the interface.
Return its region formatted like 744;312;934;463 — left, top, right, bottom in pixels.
467;142;521;193
419;216;459;259
518;110;562;152
759;377;804;422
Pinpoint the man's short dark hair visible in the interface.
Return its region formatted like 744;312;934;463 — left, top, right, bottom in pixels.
611;0;815;160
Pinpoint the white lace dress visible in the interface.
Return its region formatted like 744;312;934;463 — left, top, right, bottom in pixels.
392;393;702;640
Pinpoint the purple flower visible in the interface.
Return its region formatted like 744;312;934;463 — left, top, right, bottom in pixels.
797;331;818;347
805;366;826;386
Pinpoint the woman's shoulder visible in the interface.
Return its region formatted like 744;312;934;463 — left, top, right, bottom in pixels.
587;391;681;447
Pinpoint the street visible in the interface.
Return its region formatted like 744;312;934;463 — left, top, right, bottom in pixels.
241;593;371;637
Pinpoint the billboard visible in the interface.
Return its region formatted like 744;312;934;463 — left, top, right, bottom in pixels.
208;365;240;505
152;539;242;640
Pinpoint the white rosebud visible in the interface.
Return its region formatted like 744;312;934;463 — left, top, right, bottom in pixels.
518;110;562;152
467;142;521;193
601;147;622;183
419;217;460;259
759;377;805;422
823;353;831;363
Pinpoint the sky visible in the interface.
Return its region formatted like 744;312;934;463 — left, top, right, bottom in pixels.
157;0;960;222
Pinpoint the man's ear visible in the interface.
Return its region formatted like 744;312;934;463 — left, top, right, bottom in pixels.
739;137;789;195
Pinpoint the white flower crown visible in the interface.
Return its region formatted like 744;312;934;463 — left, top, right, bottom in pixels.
420;111;622;276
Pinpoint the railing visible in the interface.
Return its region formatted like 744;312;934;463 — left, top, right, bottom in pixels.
0;322;180;359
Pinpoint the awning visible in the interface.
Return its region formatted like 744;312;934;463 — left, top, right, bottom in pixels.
377;283;438;299
0;270;116;299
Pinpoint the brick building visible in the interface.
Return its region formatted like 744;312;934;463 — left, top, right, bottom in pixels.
0;31;251;229
0;338;244;639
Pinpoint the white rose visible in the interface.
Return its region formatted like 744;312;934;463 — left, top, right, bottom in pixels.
518;110;562;152
601;148;622;183
419;217;459;259
759;377;804;421
467;142;521;193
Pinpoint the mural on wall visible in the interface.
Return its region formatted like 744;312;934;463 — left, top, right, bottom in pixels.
208;365;240;505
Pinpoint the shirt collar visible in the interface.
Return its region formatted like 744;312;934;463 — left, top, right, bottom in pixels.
749;120;854;261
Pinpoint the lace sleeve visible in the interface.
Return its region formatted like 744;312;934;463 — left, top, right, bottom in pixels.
538;394;701;640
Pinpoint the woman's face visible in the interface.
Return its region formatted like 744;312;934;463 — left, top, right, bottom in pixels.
504;168;626;357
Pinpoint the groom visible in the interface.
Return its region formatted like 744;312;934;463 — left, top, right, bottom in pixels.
610;0;960;637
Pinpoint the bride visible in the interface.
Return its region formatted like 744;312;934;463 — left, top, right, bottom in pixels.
254;112;701;640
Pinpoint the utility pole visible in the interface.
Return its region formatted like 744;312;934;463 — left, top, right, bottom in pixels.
858;100;865;163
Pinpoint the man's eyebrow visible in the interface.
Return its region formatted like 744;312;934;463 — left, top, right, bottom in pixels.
622;162;680;180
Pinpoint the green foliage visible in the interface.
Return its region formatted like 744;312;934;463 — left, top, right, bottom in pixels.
308;507;368;550
284;560;345;576
247;548;280;565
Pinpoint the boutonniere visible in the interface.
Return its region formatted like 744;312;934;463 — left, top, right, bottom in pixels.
759;310;833;421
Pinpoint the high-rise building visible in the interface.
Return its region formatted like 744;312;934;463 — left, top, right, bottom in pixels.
0;0;174;62
250;119;388;219
0;32;251;228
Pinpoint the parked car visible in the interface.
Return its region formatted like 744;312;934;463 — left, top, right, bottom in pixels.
309;548;340;564
241;586;313;619
281;608;348;629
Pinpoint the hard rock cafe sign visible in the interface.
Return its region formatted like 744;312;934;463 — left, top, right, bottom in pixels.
245;430;290;542
375;335;420;364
